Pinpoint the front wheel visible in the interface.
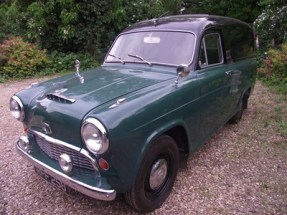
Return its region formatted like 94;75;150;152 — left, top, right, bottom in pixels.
124;135;179;212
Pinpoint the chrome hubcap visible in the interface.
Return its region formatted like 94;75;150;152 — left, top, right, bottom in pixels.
149;158;168;190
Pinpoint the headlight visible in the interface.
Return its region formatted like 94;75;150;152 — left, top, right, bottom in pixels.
81;118;109;155
10;96;25;121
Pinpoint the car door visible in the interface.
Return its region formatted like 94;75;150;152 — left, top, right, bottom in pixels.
196;32;234;144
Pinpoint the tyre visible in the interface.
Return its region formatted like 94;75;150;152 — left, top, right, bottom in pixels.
228;100;244;124
124;135;179;212
229;90;250;124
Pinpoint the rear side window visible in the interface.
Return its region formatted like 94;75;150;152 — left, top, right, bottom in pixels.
199;33;223;68
223;25;254;62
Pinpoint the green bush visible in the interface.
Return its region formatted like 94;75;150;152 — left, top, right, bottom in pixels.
258;43;287;94
44;51;99;75
259;44;287;77
0;2;25;43
19;0;165;59
0;37;50;79
0;1;167;60
0;37;100;81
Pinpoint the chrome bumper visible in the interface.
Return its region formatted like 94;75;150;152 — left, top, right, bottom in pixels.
16;142;116;201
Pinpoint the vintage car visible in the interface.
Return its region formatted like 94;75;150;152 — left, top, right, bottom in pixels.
10;14;256;212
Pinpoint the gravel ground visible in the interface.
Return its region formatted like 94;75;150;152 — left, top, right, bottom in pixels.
0;77;286;215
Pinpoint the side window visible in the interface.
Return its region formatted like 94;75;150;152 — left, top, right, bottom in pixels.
199;33;223;68
222;25;255;62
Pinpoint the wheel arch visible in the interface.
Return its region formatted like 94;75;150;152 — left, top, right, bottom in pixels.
164;126;189;168
143;121;190;169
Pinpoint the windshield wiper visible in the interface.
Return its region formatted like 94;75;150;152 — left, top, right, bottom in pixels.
108;54;125;64
128;54;152;66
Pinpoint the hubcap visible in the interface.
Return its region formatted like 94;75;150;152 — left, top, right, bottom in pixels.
149;158;168;190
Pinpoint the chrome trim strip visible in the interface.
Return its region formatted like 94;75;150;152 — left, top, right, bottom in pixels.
46;93;76;103
32;130;80;151
11;95;25;121
31;130;99;170
12;95;24;109
105;29;197;67
17;143;116;201
109;98;127;109
81;118;109;155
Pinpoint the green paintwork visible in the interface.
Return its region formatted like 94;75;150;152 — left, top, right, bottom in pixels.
90;60;256;192
17;66;175;148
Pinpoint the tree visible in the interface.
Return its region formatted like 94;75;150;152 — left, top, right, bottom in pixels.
0;1;26;42
254;0;287;49
17;0;164;58
184;0;261;23
158;0;183;15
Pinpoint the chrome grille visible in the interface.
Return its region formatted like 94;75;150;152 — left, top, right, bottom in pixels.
34;134;94;170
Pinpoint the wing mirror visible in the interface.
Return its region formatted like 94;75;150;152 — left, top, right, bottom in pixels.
175;65;191;84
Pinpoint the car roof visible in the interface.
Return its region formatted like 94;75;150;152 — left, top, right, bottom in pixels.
123;14;251;35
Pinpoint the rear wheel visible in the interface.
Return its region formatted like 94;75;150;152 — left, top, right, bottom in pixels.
124;135;179;212
229;100;244;124
229;90;250;124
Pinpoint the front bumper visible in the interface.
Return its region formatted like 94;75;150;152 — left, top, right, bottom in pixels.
16;141;116;201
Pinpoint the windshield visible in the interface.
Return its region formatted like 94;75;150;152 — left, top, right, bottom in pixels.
106;31;195;66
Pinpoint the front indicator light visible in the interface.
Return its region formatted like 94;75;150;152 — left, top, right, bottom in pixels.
23;124;28;133
99;158;109;171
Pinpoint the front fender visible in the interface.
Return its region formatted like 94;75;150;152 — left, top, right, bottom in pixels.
143;119;190;153
87;75;200;193
103;118;190;193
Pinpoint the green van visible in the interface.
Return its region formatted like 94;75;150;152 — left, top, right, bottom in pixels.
11;14;256;212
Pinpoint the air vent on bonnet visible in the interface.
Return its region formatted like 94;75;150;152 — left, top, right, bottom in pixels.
46;93;76;104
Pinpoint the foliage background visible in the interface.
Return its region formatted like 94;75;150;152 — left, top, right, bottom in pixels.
0;0;269;57
0;0;286;93
1;0;286;55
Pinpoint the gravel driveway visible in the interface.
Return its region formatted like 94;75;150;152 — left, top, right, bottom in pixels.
0;77;286;214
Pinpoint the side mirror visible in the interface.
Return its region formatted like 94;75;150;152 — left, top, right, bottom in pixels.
176;65;191;77
175;64;191;85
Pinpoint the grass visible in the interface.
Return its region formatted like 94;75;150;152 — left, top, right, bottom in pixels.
277;120;287;136
273;99;287;137
258;74;287;95
257;73;287;138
